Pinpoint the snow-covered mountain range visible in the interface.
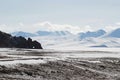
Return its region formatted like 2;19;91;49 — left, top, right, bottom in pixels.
11;31;72;37
78;29;106;39
11;28;120;49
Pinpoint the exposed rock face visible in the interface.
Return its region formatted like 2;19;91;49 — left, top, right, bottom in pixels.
0;31;43;49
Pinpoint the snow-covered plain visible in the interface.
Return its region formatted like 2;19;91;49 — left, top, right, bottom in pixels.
0;48;120;66
0;48;120;80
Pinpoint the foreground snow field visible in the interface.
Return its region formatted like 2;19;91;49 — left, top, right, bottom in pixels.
0;48;120;80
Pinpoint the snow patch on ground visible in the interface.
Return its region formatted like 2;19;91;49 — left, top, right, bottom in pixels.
0;59;46;66
0;48;120;66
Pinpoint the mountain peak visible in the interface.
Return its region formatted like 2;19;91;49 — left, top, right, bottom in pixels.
106;28;120;38
78;29;106;39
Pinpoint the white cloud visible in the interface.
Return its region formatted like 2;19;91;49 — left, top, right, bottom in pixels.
116;22;120;25
33;21;82;34
0;21;120;34
0;24;13;33
83;25;93;32
19;22;24;26
104;23;120;32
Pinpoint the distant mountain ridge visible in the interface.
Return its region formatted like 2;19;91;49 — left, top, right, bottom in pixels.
11;28;120;39
78;29;106;39
11;31;72;37
37;31;72;36
11;31;37;37
106;28;120;38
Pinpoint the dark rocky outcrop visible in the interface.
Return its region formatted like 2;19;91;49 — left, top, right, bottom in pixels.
0;31;43;49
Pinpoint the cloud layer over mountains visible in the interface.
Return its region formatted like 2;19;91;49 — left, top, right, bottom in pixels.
0;21;120;34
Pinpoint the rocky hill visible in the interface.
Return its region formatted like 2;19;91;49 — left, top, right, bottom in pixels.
0;31;43;49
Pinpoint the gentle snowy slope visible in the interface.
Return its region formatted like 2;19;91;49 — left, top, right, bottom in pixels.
31;34;77;49
31;35;120;49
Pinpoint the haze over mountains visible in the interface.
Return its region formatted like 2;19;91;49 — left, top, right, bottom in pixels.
11;28;120;49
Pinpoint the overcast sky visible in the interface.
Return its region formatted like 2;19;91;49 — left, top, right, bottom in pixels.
0;0;120;33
